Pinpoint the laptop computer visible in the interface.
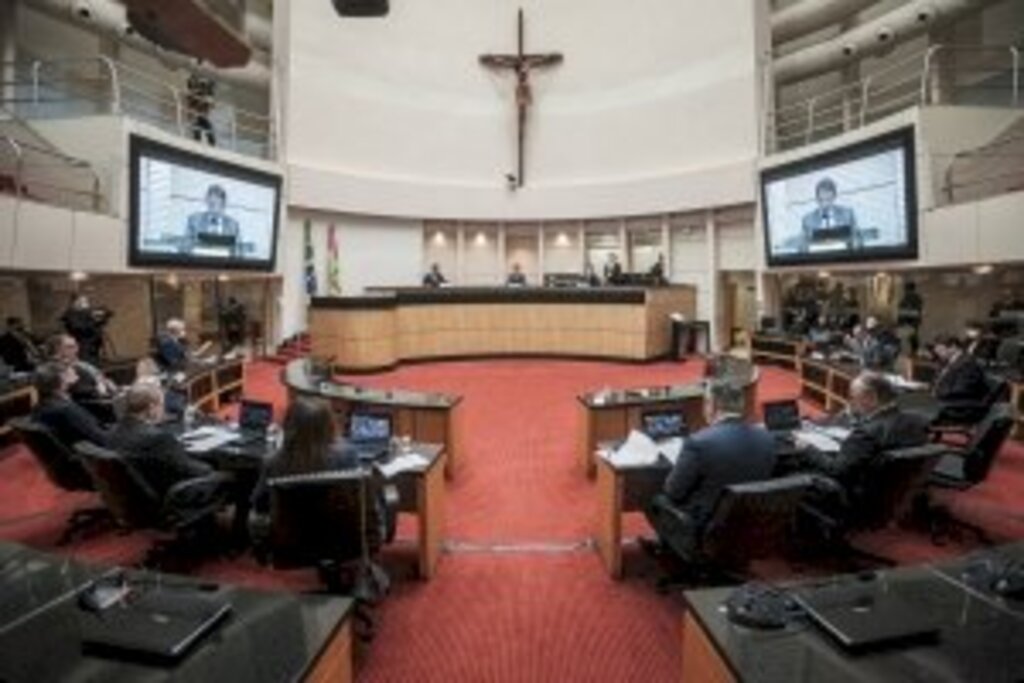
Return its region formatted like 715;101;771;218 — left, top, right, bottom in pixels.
345;411;393;460
763;399;802;433
641;411;687;441
794;583;942;653
237;400;274;443
79;588;232;664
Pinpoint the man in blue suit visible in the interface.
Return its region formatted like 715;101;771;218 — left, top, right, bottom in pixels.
644;380;777;561
184;184;240;256
154;318;190;371
799;177;861;253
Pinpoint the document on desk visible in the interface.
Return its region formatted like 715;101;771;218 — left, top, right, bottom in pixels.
181;426;240;454
793;429;841;454
605;430;677;467
377;453;429;479
884;373;928;392
658;437;685;465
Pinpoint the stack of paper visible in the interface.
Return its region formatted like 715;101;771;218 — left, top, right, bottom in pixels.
181;426;240;453
606;431;684;467
793;429;841;453
377;453;430;478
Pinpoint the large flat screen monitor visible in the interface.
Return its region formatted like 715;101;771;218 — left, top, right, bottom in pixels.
761;128;917;267
129;135;281;271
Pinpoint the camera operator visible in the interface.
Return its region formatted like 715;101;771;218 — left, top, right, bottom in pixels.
187;73;216;146
60;294;112;364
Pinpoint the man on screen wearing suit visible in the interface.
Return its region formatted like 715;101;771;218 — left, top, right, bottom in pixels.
184;184;240;256
798;178;861;253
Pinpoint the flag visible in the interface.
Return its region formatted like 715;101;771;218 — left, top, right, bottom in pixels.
303;219;318;297
327;223;342;296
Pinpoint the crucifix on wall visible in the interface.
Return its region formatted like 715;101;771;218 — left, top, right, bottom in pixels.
479;8;564;189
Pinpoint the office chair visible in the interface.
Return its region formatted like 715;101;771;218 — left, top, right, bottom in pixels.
647;474;818;585
930;403;1015;490
8;417;109;543
74;442;231;564
254;469;398;641
931;375;1010;441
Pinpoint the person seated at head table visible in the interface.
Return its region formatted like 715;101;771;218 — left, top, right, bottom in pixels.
799;372;929;492
648;253;667;285
46;333;118;404
807;314;834;347
931;335;990;404
250;397;364;516
506;262;527;287
0;317;41;372
851;316;900;371
603;253;623;286
641;380;776;561
422;262;448;288
109;382;215;500
31;362;111;449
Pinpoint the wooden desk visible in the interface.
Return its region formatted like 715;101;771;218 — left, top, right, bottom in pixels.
577;360;759;478
0;381;36;437
391;445;447;579
749;333;806;371
180;358;247;414
309;286;697;372
282;360;463;480
595;455;669;579
799;358;860;413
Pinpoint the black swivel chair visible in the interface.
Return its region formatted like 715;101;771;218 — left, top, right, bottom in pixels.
253;469;398;640
74;442;231;563
930;403;1015;490
647;474;818;582
931;374;1010;441
8;417;108;543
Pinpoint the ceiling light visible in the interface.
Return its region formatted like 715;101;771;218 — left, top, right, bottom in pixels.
70;271;88;282
973;264;994;275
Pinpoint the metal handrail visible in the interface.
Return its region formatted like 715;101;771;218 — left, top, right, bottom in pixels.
768;43;1022;153
10;56;274;159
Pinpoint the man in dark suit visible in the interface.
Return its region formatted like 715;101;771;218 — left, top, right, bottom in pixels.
644;380;776;560
422;263;448;288
154;319;190;372
47;334;117;405
110;382;214;500
802;372;929;498
798;177;861;254
184;184;240;256
603;253;624;285
932;335;990;404
32;362;111;448
506;263;527;287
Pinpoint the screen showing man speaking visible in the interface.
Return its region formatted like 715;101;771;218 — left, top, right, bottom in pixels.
761;128;917;267
129;135;281;271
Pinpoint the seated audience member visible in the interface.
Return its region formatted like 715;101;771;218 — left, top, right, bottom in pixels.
643;381;776;559
32;362;111;448
154;319;190;371
422;263;448;288
0;317;41;372
932;335;990;404
506;263;527;287
807;314;833;347
801;372;929;497
47;333;117;403
251;397;362;514
110;382;214;499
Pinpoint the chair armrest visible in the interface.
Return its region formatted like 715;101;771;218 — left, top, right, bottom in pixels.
163;471;232;521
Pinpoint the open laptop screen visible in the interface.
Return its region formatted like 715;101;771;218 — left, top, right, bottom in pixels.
239;400;274;434
348;412;392;443
641;411;687;440
763;400;801;432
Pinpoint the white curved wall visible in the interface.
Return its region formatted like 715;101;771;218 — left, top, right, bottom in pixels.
281;0;766;219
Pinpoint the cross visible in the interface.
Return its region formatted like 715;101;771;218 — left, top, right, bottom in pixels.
479;8;563;189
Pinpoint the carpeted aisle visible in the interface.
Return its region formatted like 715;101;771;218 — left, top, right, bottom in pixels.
1;358;1023;681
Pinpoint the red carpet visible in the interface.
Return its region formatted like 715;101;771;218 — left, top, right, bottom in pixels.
1;358;1023;681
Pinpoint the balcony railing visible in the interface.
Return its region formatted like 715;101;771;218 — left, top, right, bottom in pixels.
1;56;274;160
0;133;104;212
765;44;1022;154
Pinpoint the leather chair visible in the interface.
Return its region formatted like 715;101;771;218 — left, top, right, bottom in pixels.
647;474;818;579
8;417;108;543
253;469;398;640
930;403;1015;490
74;442;231;547
931;374;1010;440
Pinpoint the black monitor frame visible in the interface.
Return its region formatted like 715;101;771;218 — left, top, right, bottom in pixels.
760;127;919;268
128;134;282;272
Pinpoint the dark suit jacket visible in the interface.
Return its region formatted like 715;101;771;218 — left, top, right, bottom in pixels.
933;353;989;404
663;417;776;531
802;404;929;489
34;398;111;449
110;417;212;498
154;334;188;371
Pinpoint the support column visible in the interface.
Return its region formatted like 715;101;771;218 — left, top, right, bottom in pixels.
661;214;672;282
455;222;465;284
497;222;507;279
705;210;720;352
537;222;546;281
